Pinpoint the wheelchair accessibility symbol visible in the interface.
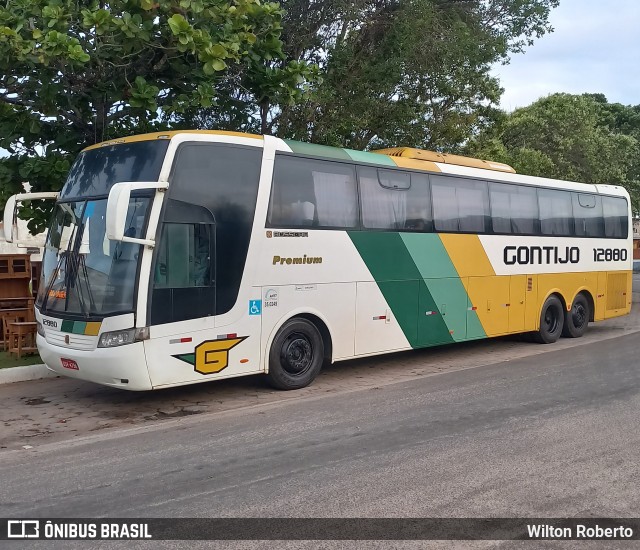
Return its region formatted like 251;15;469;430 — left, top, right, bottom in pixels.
249;300;262;316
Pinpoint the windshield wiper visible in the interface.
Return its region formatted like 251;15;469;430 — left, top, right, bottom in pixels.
42;228;77;314
41;251;65;312
71;220;96;318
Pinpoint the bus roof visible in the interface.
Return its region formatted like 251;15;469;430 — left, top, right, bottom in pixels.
83;131;512;174
81;130;628;199
82;130;263;152
372;147;516;173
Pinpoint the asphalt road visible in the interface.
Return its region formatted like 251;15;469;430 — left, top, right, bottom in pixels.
2;297;639;451
1;330;639;548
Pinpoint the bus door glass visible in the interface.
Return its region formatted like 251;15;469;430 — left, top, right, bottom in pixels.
151;199;216;324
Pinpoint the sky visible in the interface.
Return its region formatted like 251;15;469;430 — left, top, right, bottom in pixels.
491;0;640;111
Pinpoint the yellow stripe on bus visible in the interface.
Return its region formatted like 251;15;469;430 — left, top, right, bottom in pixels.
84;322;102;336
439;234;495;277
389;157;441;172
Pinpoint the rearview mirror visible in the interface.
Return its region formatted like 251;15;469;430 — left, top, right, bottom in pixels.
2;192;59;244
106;181;168;246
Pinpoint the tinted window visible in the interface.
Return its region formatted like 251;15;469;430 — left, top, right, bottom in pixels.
154;223;213;289
378;169;410;190
431;176;489;233
538;189;573;236
458;180;489;232
405;174;433;231
61;140;170;199
269;156;358;228
490;183;539;234
573;193;604;237
359;168;432;231
166;143;261;315
431;180;458;232
151;218;215;325
602;196;629;238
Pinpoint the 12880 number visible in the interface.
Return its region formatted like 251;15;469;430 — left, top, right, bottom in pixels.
593;248;628;262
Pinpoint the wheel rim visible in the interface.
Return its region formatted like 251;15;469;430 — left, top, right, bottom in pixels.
571;302;587;328
280;332;314;376
543;305;560;333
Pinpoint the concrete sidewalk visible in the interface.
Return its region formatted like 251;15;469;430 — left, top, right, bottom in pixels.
0;363;56;385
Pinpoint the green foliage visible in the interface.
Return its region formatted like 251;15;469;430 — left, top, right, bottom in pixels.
467;93;640;211
194;0;558;149
0;0;311;232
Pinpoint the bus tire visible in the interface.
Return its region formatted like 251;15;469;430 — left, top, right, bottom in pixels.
533;295;564;344
267;318;324;390
562;293;589;338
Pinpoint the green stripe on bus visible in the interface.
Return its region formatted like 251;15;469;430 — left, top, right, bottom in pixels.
345;149;396;166
348;232;454;347
350;232;421;281
283;140;351;160
60;320;74;333
72;321;87;335
174;353;196;366
400;233;487;340
349;232;489;346
400;233;458;279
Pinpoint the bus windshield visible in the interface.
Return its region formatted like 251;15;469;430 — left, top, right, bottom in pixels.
37;197;150;317
60;140;169;199
37;140;169;317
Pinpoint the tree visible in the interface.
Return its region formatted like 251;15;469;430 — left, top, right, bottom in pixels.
196;0;560;150
0;0;313;231
467;93;640;210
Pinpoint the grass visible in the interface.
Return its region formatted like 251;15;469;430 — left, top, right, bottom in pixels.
0;349;43;369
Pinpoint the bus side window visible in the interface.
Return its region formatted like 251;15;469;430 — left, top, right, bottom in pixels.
406;173;433;232
269;155;358;228
602;196;629;238
538;188;573;236
431;175;489;233
359;167;408;230
432;179;459;232
456;179;489;232
572;193;604;238
490;183;539;235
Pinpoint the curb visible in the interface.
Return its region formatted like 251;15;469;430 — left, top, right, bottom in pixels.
0;364;58;385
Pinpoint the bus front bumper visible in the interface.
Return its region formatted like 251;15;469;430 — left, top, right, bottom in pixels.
37;335;153;391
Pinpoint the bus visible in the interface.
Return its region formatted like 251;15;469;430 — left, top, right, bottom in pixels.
3;131;632;391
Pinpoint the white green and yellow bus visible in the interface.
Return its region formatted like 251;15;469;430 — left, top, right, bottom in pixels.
3;131;632;390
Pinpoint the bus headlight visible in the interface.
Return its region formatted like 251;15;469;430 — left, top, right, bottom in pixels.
98;327;150;348
37;321;45;337
98;329;136;348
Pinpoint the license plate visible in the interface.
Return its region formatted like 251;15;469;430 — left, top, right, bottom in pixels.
61;358;79;370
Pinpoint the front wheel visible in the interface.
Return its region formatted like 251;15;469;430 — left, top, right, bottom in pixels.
562;293;590;338
267;318;324;390
532;295;564;344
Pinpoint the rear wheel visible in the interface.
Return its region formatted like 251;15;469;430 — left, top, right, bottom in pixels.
562;293;590;338
532;295;564;344
267;318;324;390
